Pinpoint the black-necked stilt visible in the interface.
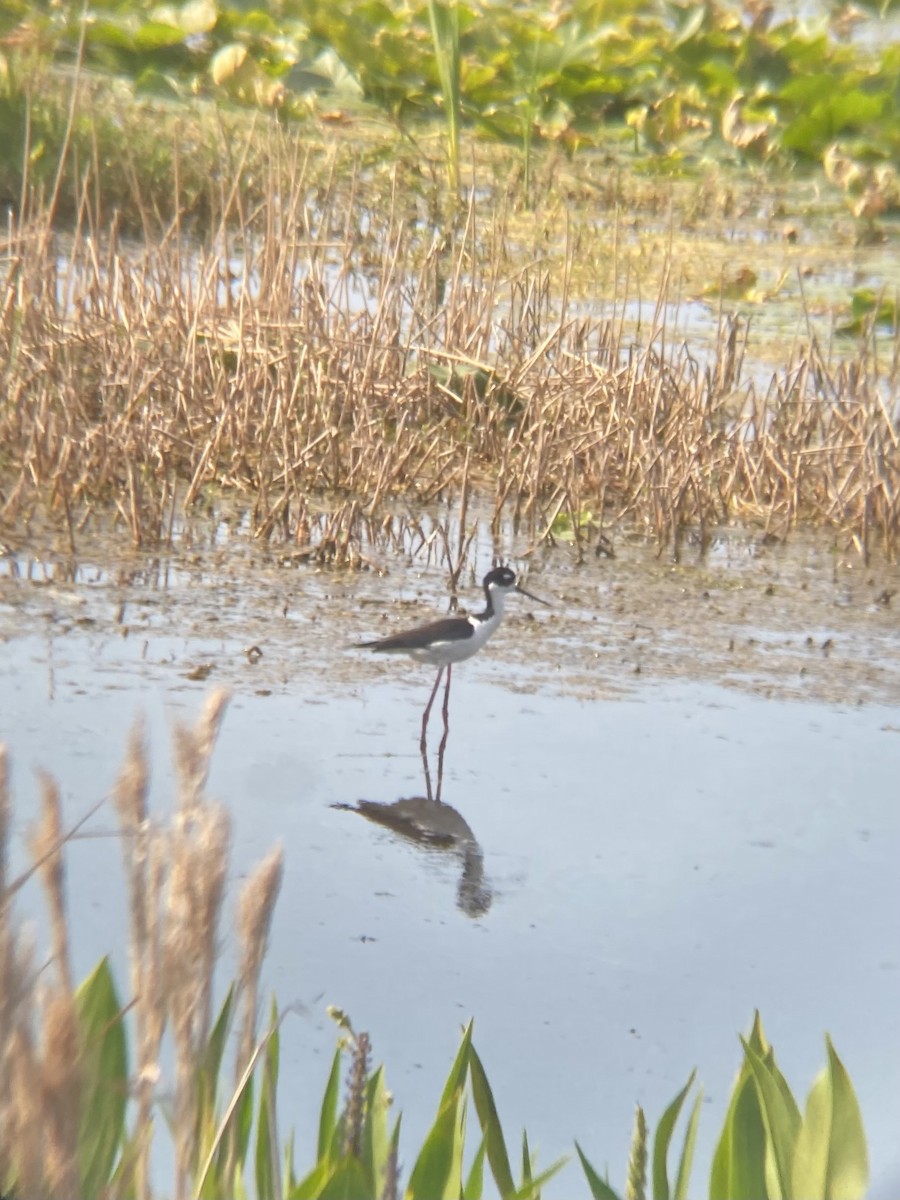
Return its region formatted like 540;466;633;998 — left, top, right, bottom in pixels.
360;566;548;799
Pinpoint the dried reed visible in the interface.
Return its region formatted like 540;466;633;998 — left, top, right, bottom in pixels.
0;690;292;1199
0;120;897;563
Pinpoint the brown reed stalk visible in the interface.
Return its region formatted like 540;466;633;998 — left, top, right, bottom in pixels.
1;124;897;559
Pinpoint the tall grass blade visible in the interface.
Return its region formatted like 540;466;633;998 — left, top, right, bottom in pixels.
318;1046;343;1163
463;1138;486;1200
74;957;128;1198
361;1065;391;1196
440;1019;473;1108
468;1042;515;1199
521;1128;533;1191
196;983;236;1183
406;1087;466;1199
519;1155;570;1199
791;1036;868;1200
575;1142;623;1200
284;1127;297;1195
426;0;461;193
255;1003;281;1200
196;1022;284;1196
651;1070;695;1200
671;1089;702;1200
289;1158;332;1200
316;1154;371;1199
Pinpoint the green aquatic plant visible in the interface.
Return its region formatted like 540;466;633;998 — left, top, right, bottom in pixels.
578;1013;869;1200
3;0;900;182
426;0;462;193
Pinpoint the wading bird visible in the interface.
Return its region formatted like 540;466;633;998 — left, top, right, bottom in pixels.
359;566;548;799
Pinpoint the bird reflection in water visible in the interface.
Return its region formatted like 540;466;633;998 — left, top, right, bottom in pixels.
333;793;492;918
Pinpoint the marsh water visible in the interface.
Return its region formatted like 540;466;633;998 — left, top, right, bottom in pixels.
2;519;899;1196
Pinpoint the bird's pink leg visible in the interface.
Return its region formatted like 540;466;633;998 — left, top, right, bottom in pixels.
435;664;452;803
420;666;444;801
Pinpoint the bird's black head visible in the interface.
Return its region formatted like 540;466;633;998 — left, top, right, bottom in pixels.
483;566;518;591
482;565;550;607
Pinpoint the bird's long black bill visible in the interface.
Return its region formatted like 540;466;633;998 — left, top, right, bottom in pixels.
515;584;550;606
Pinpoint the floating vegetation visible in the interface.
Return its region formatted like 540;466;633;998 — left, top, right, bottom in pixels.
3;0;900;189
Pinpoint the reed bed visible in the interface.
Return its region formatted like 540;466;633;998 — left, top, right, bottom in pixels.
1;128;898;562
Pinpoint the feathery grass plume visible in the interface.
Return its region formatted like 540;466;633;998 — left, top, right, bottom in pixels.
38;985;83;1198
164;800;231;1198
112;716;163;1200
236;845;284;1075
7;1022;45;1199
0;746;43;1199
171;689;230;812
113;715;149;833
343;1031;371;1161
626;1104;647;1200
165;695;232;1198
0;745;9;899
30;771;72;995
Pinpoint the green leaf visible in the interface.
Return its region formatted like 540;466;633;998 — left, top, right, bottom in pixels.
361;1065;391;1195
469;1042;515;1199
709;1063;768;1200
518;1154;570;1199
86;19;137;51
671;1088;702;1200
521;1128;533;1191
741;1037;801;1198
463;1138;486;1200
440;1019;473;1109
134;67;182;98
75;958;128;1199
284;1127;297;1194
288;1157;333;1200
651;1070;696;1200
792;1037;868;1200
198;985;235;1126
575;1142;623;1200
407;1087;466;1199
318;1047;343;1162
133;20;185;51
195;985;237;1197
317;1154;372;1199
255;1005;281;1200
827;90;886;132
836;290;898;336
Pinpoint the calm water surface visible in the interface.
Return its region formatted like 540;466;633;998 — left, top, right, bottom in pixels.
1;532;899;1196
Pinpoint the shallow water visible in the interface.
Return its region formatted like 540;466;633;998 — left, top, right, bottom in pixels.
1;528;899;1196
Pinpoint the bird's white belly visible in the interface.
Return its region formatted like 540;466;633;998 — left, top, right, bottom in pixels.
410;614;500;666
